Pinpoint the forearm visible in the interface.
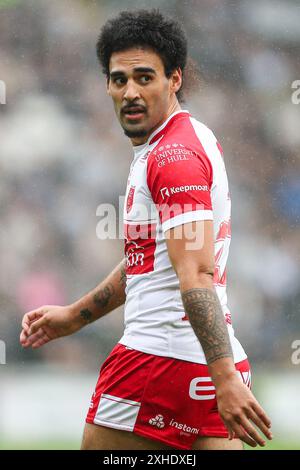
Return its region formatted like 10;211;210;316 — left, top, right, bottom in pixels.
70;258;126;326
180;273;236;382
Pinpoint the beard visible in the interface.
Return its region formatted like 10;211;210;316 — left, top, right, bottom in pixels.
123;127;148;138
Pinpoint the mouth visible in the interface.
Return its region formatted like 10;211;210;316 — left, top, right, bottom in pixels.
122;106;146;121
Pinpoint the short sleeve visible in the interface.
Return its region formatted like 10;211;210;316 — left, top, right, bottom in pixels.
147;145;213;232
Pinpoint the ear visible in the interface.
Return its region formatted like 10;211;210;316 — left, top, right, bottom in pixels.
170;68;182;94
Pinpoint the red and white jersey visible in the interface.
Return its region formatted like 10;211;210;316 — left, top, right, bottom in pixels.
119;110;246;364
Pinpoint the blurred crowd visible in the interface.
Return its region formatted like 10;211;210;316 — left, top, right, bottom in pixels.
0;0;299;371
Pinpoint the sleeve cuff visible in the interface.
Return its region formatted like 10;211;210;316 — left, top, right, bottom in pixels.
162;210;213;232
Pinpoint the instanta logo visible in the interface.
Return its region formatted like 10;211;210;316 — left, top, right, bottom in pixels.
149;414;165;429
169;418;199;435
160;184;208;200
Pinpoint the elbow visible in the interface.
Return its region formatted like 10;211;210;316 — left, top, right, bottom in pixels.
176;263;214;290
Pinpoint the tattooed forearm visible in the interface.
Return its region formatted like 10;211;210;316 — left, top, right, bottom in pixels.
72;260;126;326
181;288;233;365
80;308;93;323
93;283;115;308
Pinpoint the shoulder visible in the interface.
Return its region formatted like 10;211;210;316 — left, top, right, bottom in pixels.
188;116;224;159
148;114;222;166
147;115;217;183
166;113;218;148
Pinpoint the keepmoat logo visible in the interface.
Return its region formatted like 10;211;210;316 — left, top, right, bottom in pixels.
160;184;209;200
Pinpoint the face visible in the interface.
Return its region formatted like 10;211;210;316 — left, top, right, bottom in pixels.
107;47;182;145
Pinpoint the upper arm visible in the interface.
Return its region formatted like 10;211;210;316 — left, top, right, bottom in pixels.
165;220;215;289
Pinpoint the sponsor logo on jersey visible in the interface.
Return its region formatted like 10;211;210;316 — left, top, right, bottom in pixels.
149;414;165;429
160;184;209;200
124;224;156;274
153;143;184;154
125;240;145;267
153;144;193;167
160;187;170;199
126;186;135;213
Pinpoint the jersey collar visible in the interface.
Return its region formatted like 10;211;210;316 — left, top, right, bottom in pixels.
148;110;190;145
132;110;190;157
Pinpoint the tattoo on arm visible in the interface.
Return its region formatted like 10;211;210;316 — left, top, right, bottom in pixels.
80;308;93;323
93;283;115;308
181;288;233;365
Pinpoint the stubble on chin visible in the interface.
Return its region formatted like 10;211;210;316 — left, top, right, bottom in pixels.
123;127;148;138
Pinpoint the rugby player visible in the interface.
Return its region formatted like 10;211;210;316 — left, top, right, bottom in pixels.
20;10;273;450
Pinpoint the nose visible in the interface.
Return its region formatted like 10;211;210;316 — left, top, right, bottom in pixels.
123;79;140;101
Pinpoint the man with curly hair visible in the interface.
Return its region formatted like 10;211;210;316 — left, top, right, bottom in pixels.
20;10;273;450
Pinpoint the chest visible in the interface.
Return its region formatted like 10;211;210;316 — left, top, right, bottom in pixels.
124;155;156;223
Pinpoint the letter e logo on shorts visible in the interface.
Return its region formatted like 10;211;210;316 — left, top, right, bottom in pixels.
189;377;216;400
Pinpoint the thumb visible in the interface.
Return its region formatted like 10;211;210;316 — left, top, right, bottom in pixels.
28;316;48;335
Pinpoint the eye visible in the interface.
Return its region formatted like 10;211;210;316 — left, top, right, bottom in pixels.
114;77;126;86
140;75;151;84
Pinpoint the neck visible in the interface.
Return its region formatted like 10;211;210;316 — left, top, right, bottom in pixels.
131;100;181;147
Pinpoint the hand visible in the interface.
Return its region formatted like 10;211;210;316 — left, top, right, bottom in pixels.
216;376;273;448
20;305;83;349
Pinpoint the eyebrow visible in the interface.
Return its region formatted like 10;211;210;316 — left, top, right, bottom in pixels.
110;67;156;79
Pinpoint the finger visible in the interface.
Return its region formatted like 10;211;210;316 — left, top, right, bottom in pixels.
247;408;273;441
223;423;235;440
221;417;238;442
251;402;272;429
228;428;235;441
21;320;30;334
31;334;51;349
20;329;29;345
22;329;46;347
28;317;48;335
239;416;266;447
230;421;257;448
22;316;32;333
22;310;44;328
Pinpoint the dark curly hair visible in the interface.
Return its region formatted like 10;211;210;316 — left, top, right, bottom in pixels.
96;9;188;101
